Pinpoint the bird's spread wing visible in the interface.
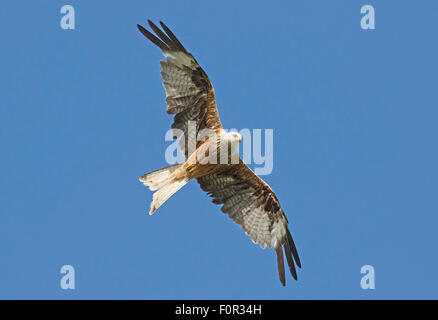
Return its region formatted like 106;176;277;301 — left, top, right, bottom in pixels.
137;21;222;158
196;161;301;286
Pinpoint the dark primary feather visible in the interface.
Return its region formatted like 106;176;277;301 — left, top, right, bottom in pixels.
147;20;175;50
286;228;301;268
276;246;286;286
137;24;168;51
159;21;187;52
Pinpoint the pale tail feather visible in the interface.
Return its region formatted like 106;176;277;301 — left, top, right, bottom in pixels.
139;164;181;191
149;177;189;215
139;164;189;214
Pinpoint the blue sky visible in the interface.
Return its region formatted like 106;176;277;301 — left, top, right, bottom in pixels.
1;1;437;299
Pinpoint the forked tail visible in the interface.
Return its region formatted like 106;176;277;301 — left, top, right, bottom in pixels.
139;164;189;215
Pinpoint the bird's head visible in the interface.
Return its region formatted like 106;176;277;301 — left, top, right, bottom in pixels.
227;131;242;144
222;131;242;163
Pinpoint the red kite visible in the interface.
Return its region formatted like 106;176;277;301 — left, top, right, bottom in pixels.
138;20;301;286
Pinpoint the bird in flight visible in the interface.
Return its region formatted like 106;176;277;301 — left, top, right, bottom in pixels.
137;20;301;286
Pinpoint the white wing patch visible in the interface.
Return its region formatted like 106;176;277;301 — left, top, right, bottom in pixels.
163;51;195;69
